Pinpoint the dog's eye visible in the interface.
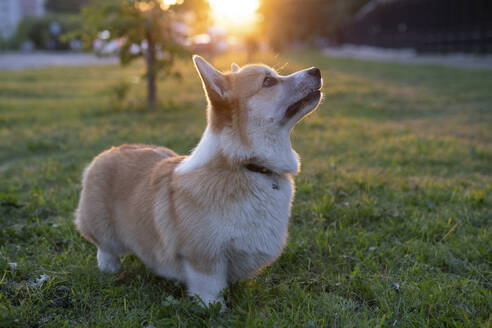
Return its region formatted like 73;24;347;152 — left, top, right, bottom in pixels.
263;76;278;88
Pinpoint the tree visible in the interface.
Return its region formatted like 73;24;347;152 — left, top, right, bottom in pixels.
80;0;209;111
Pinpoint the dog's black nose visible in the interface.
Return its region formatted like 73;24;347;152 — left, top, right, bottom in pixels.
307;67;321;79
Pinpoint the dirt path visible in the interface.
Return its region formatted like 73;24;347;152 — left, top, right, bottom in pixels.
323;45;492;70
0;52;118;71
2;49;491;71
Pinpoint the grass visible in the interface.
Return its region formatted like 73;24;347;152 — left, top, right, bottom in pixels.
0;50;491;327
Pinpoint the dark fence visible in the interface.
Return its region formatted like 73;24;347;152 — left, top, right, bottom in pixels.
338;0;492;54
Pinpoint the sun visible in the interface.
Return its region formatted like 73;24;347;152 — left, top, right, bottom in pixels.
207;0;260;31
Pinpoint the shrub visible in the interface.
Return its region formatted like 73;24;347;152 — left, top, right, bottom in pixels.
10;14;83;50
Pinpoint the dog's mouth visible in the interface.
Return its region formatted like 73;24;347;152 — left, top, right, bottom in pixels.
284;89;321;120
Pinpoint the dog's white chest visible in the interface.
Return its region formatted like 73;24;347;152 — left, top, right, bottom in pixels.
212;174;294;282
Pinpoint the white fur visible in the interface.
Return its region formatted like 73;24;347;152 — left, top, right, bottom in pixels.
163;172;293;304
173;148;294;305
97;249;121;273
175;127;220;173
183;260;227;307
177;125;299;175
231;63;240;72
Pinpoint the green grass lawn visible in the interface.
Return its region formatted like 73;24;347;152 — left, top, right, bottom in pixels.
0;50;491;327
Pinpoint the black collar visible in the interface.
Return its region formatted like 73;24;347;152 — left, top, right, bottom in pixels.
244;163;274;175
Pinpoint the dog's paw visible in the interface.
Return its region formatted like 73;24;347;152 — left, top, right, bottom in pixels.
195;295;227;312
97;249;121;273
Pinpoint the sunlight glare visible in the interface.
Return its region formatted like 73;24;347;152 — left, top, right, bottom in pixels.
162;0;184;10
208;0;260;30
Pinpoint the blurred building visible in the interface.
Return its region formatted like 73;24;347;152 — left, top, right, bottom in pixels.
0;0;45;40
339;0;492;53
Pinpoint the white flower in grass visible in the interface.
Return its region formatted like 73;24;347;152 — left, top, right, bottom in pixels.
30;274;50;287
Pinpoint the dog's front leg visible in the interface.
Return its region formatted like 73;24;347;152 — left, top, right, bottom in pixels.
183;257;227;309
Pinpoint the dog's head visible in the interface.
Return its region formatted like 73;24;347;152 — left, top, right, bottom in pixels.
193;55;323;174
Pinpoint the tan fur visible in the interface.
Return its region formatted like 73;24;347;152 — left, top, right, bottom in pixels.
75;55;322;307
76;145;181;267
76;145;263;276
207;65;276;147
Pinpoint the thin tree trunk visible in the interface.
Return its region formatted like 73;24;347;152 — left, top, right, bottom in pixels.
145;25;157;111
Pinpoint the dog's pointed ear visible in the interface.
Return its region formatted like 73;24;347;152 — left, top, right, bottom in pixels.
193;55;229;102
231;63;240;72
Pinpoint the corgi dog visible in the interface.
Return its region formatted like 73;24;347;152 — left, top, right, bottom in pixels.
75;55;322;307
